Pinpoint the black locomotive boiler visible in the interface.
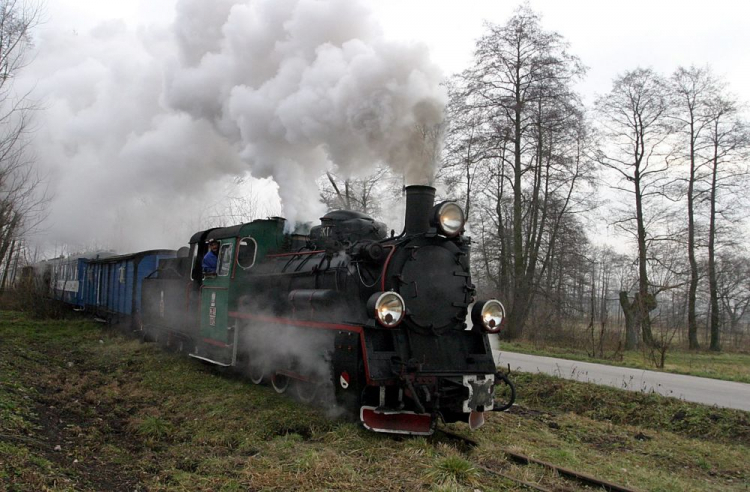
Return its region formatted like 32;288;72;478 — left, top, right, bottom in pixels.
141;185;512;435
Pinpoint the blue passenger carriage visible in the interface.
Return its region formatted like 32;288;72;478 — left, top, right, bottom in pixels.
83;249;176;325
40;256;88;307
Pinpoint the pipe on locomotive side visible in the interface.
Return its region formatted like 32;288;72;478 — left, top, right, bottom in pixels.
403;185;436;235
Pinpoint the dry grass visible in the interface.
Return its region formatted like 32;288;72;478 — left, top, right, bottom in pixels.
1;309;748;491
503;338;750;383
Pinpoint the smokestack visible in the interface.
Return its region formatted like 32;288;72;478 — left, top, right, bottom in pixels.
403;185;436;235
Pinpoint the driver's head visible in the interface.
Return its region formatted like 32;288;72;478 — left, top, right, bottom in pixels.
208;239;220;253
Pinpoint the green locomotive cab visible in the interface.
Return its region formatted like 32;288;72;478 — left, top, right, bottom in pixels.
192;219;287;366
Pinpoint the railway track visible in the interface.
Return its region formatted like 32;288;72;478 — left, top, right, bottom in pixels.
436;428;639;492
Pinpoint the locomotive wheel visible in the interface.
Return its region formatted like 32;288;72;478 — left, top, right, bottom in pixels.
271;373;289;394
248;359;265;385
294;380;319;404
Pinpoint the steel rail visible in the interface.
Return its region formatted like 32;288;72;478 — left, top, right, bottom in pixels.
437;428;640;492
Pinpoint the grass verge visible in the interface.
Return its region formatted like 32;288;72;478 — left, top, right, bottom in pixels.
502;340;750;383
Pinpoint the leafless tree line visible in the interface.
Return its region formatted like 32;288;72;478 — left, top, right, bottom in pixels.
0;0;48;293
441;6;750;352
592;67;749;352
322;6;749;354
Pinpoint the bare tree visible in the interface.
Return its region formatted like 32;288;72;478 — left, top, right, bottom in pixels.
319;166;397;217
669;66;718;350
702;95;750;351
201;177;277;228
0;0;47;280
595;68;674;348
448;6;591;339
716;253;750;346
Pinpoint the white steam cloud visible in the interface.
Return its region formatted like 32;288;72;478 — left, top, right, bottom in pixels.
22;0;446;252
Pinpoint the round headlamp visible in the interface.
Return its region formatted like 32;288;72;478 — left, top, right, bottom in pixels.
471;299;506;333
431;201;465;237
367;292;405;328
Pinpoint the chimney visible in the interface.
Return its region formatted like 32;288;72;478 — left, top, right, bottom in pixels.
403;185;436;235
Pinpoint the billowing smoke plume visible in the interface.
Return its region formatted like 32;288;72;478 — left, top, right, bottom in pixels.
21;0;446;252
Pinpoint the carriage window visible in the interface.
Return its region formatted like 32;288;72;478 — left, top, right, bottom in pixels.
237;238;257;269
217;243;233;276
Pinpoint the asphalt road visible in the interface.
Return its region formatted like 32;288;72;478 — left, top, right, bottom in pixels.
492;350;750;412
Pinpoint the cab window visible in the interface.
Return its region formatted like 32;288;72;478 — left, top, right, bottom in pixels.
237;238;257;269
217;243;233;276
190;245;199;281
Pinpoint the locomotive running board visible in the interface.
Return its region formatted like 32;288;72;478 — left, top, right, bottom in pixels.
188;353;232;367
360;406;434;436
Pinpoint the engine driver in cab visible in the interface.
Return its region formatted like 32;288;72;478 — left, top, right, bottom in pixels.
202;239;220;274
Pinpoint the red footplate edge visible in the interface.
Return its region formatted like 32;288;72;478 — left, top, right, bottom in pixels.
360;406;434;435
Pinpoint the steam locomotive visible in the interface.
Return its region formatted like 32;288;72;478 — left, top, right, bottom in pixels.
41;185;513;435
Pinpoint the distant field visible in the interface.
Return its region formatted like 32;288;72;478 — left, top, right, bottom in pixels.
1;310;748;491
500;340;750;384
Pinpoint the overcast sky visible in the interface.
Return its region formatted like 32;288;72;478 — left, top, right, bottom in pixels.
25;0;750;252
45;0;750;103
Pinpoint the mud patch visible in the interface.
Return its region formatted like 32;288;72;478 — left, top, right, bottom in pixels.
269;423;314;440
29;398;144;491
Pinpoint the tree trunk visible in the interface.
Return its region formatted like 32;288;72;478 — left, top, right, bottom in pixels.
507;60;526;339
634;166;655;347
0;239;15;293
619;291;639;350
708;137;721;351
10;241;20;285
687;118;700;350
0;212;20;271
598;263;609;357
588;262;596;357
